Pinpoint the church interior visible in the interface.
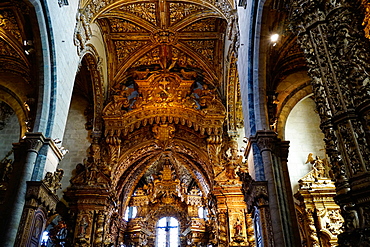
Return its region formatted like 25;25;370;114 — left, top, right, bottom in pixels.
0;0;370;246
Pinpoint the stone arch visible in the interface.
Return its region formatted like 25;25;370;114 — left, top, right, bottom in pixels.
0;85;28;137
276;78;312;140
28;0;57;136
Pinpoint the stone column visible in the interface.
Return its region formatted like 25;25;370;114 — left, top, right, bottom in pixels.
291;0;370;245
239;172;273;247
0;132;45;247
249;130;300;247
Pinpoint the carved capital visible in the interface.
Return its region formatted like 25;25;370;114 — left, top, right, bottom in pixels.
250;130;277;153
21;133;45;152
239;173;269;211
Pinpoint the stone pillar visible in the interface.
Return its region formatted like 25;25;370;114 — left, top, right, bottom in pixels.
0;132;45;247
239;172;273;247
249;130;300;247
291;0;370;245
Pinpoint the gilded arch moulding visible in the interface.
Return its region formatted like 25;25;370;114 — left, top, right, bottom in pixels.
113;139;213;198
78;49;105;132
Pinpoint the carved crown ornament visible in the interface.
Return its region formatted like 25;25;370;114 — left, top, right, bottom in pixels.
102;68;226;139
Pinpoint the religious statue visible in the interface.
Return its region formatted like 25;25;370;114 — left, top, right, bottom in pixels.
225;141;243;180
305;153;328;179
78;215;89;238
232;218;245;243
42;168;64;194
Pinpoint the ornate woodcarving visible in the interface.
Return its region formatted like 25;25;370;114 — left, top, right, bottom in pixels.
103;69;225;138
291;0;370;244
295;155;344;247
227;53;244;136
109;19;147;33
124;161;208;247
181;18;217;32
182;40;215;62
77;0;231;88
169;2;206;25
119;2;156;24
115;40;149;64
15;181;59;247
0;9;22;42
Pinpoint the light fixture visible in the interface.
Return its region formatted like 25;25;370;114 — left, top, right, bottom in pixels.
270;33;279;46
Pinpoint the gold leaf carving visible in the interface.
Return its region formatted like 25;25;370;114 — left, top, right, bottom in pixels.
181;18;217;32
133;48;161;67
110;19;147;33
0;39;21;58
169;3;206;25
172;47;199;68
363;0;370;39
0;10;22;43
115;40;149;64
183;40;215;62
119;3;156;24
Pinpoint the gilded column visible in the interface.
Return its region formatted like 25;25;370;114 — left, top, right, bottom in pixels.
291;0;370;245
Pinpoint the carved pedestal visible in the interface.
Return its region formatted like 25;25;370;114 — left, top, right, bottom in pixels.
14;181;59;247
65;187;113;247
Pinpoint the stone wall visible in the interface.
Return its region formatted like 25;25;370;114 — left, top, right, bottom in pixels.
285;96;326;193
58;94;91;197
0;107;19;160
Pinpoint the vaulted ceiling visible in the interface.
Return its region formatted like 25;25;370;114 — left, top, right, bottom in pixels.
93;0;229;91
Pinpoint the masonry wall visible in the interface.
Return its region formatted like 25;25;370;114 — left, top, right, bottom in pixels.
43;1;81;140
285;96;326;193
0;107;19;160
58;94;91;197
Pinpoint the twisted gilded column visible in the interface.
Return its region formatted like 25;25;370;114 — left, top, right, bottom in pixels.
291;0;370;245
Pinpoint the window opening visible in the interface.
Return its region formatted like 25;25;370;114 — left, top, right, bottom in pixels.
124;206;137;221
156;217;179;247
